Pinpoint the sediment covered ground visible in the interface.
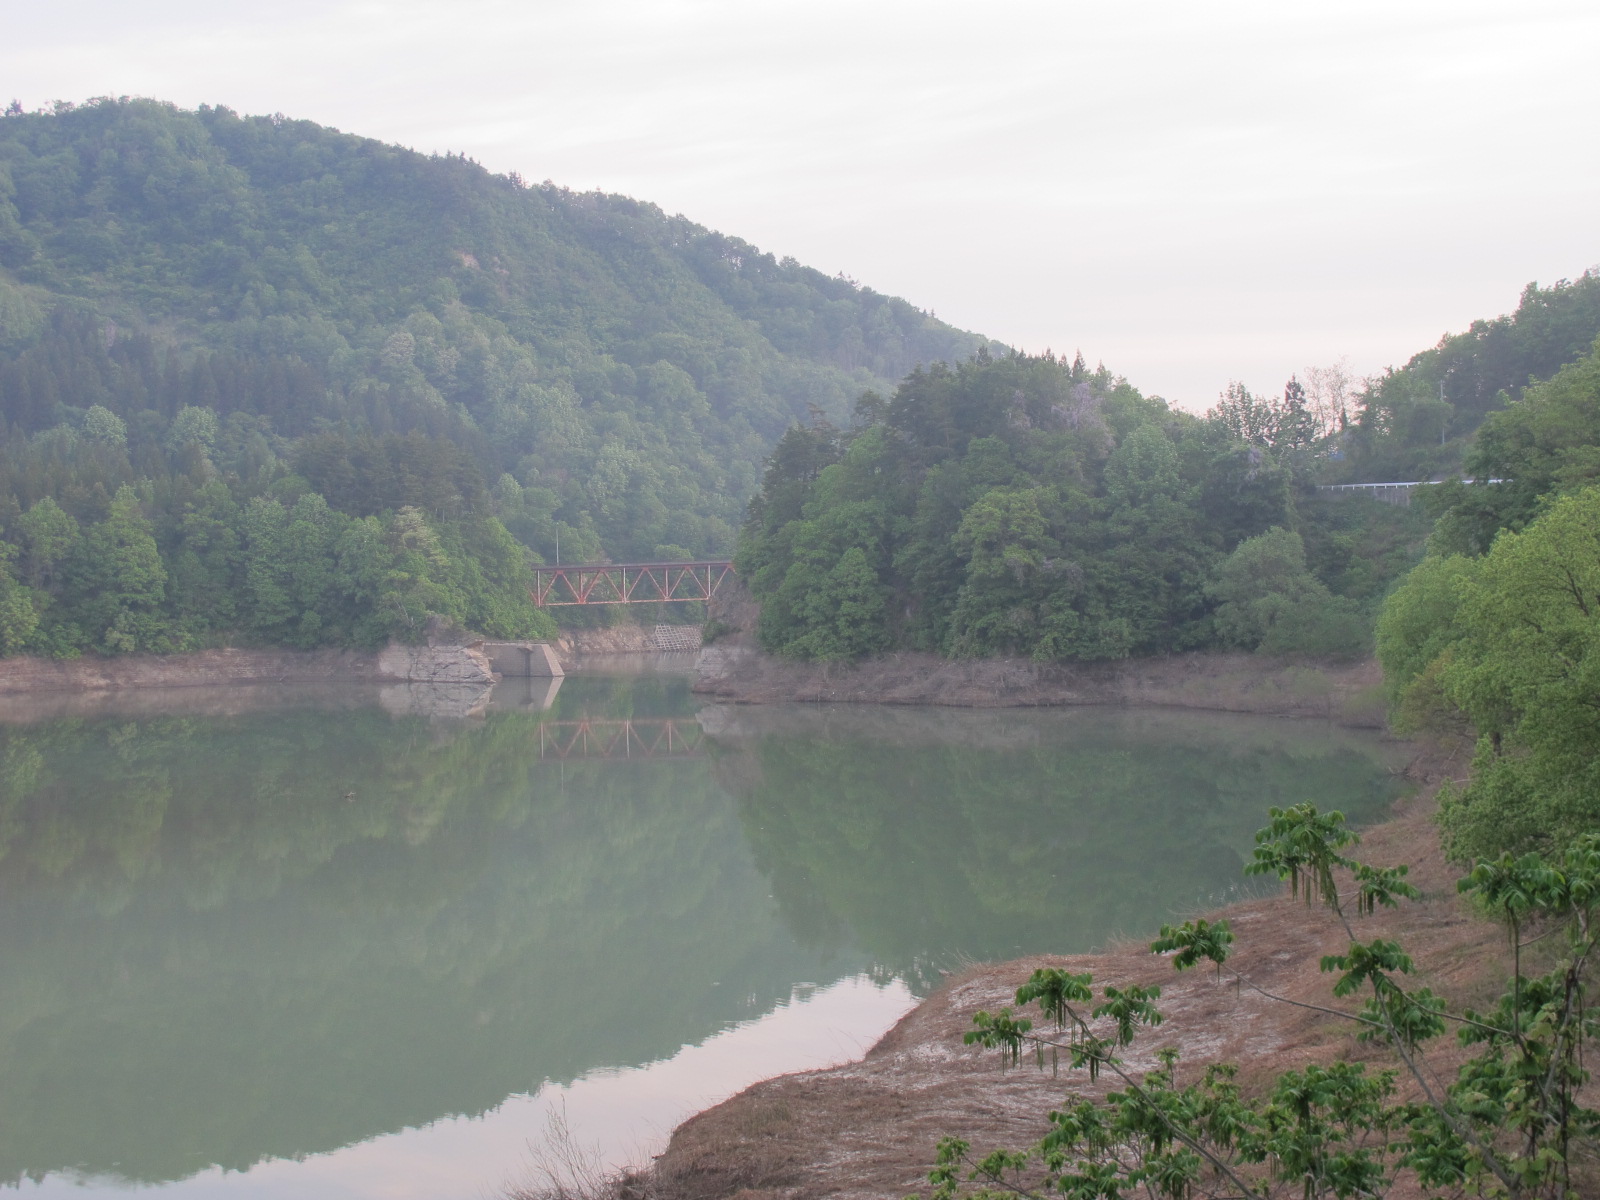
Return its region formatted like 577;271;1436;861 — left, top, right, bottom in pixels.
694;645;1389;726
640;741;1506;1200
0;646;388;694
0;642;495;698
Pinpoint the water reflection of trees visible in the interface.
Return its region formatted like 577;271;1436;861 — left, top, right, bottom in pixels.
0;678;852;1188
711;705;1409;991
0;687;1407;1190
0;675;695;902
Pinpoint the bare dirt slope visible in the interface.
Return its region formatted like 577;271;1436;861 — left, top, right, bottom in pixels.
643;741;1507;1200
695;646;1388;726
0;646;385;694
696;582;1386;724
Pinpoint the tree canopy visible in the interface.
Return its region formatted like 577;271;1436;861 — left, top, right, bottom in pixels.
1337;273;1600;484
1375;337;1600;861
739;351;1419;662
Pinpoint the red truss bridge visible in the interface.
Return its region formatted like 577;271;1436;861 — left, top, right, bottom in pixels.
531;561;735;606
537;718;706;759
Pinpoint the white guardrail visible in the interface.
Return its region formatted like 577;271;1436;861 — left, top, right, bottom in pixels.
1315;480;1505;505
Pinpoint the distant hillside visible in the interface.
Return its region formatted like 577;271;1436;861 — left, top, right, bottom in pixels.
1339;270;1600;483
0;97;997;561
0;98;1001;658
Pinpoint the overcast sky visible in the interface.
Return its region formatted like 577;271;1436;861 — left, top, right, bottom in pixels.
5;0;1598;409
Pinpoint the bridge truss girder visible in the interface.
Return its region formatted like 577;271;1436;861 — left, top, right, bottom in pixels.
530;561;735;606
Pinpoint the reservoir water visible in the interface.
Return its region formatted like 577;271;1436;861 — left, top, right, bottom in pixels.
0;663;1410;1199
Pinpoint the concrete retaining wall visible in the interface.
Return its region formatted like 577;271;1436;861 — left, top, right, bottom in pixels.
481;641;565;677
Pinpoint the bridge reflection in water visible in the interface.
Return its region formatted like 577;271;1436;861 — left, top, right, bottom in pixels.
537;718;707;760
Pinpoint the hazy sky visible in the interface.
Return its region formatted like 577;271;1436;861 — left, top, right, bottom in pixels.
5;0;1598;408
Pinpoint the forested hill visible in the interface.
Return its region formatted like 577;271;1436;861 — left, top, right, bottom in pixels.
0;97;1000;657
737;351;1430;664
736;283;1600;667
0;97;995;563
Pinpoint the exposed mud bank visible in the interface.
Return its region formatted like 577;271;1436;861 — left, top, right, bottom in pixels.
639;742;1497;1200
0;642;493;697
0;680;379;725
694;646;1388;726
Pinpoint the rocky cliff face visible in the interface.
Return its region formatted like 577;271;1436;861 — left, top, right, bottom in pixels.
374;643;495;685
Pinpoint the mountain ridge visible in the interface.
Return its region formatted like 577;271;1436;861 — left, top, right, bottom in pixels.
0;96;1001;561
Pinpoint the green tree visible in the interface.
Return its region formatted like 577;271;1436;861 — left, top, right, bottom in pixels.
163;480;242;637
239;496;296;641
751;428;896;660
331;515;405;648
61;485;171;653
81;404;128;448
165;405;219;458
436;514;555;641
11;497;80;592
379;504;459;640
1099;426;1212;652
790;545;889;660
0;552;39;654
1208;529;1367;658
1373;551;1478;727
948;487;1059;656
1427;337;1600;556
240;494;357;648
1207;380;1283;448
1432;486;1600;859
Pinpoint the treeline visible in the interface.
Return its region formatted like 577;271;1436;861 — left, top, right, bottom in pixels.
738;350;1425;662
0;406;552;655
0;309;478;444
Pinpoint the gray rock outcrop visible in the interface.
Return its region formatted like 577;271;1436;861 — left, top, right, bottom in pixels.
375;642;496;685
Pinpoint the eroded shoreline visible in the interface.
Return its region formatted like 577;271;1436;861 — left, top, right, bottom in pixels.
694;644;1389;727
0;642;1388;729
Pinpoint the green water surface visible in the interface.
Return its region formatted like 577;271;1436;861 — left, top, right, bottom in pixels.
0;672;1409;1195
